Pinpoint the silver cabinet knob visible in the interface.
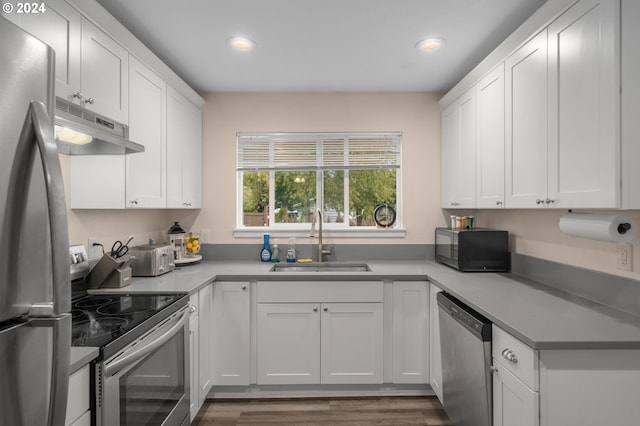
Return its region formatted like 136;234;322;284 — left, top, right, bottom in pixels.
313;307;318;312
241;285;247;290
189;305;198;314
130;200;138;205
323;307;328;312
83;97;94;105
72;92;83;100
501;348;518;364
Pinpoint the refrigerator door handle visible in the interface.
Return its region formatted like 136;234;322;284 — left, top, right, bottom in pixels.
11;101;71;316
32;315;71;426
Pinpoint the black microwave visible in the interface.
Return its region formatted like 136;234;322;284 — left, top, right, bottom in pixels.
435;227;509;272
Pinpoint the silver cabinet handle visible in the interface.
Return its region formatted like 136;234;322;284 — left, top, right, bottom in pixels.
313;307;318;312
83;97;94;105
130;200;138;205
72;91;83;100
535;199;545;205
501;348;518;364
189;305;197;314
490;365;499;373
323;307;328;312
496;201;503;206
242;285;247;290
545;198;555;205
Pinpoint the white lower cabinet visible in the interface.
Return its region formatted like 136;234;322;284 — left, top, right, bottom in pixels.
256;281;384;386
493;324;640;426
493;360;539;426
66;364;90;426
189;283;213;420
212;281;251;385
321;302;383;384
257;303;320;384
428;283;443;401
188;297;199;421
392;282;429;384
256;302;383;385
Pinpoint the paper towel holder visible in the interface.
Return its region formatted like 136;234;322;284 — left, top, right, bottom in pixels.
619;223;632;234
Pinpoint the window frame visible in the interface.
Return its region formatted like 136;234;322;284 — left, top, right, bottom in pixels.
234;132;406;238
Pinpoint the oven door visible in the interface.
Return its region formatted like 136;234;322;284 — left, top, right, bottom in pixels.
99;306;190;426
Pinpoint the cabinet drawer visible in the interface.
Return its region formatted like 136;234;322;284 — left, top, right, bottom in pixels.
492;325;538;390
257;281;383;303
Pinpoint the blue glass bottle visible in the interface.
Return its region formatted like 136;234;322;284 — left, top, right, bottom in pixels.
260;233;272;262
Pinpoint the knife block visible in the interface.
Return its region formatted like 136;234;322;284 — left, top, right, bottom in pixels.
101;266;132;288
87;254;120;289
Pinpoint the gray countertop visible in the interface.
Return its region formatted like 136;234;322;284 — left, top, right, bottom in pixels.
70;347;99;374
90;260;640;350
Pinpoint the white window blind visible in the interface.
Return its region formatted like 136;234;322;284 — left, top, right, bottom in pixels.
237;132;401;171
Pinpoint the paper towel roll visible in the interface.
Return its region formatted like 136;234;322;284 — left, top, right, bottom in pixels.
559;213;637;243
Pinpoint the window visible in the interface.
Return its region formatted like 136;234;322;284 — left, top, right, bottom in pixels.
237;132;401;234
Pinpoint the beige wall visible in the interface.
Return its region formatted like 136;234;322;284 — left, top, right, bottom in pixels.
194;92;446;245
61;92;640;281
477;209;640;280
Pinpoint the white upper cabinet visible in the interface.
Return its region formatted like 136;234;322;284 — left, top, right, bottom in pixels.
2;0;81;101
547;0;619;208
476;64;505;208
441;88;476;209
126;56;167;208
504;30;549;208
80;17;129;124
167;86;203;209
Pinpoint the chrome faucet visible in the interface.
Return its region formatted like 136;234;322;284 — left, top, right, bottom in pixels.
314;208;333;263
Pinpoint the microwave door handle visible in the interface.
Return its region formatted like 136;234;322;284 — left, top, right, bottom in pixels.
9;102;71;316
104;309;189;378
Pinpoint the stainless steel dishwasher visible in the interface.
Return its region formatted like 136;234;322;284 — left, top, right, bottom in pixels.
437;291;492;426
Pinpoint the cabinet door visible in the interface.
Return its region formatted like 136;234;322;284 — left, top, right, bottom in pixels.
476;64;506;208
441;89;476;208
320;303;383;384
257;303;320;385
505;30;548;208
188;312;199;421
80;17;128;124
493;360;539;426
547;0;619;208
429;284;443;403
2;0;81;101
212;282;250;385
167;87;202;208
392;282;428;384
126;56;167;208
197;284;212;405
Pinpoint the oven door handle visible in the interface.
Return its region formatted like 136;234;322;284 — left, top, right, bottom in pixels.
104;308;188;378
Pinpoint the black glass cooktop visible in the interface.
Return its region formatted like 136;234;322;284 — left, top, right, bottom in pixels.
71;292;187;360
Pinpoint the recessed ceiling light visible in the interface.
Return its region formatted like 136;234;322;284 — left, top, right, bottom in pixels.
228;36;256;51
415;37;446;52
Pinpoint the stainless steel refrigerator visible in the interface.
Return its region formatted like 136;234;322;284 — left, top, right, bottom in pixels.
0;17;71;426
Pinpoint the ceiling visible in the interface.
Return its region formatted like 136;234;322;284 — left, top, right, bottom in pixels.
96;0;547;93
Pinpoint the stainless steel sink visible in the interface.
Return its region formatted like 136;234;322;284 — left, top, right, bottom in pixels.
270;262;371;272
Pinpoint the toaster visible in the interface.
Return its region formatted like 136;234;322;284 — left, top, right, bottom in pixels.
129;244;175;276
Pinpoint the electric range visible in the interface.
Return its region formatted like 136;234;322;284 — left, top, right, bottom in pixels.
69;245;188;360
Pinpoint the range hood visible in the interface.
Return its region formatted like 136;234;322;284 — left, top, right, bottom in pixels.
54;97;144;155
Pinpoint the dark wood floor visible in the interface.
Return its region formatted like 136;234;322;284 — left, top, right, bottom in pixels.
192;396;453;425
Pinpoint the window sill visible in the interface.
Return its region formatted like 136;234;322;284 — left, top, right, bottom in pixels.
233;227;407;239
